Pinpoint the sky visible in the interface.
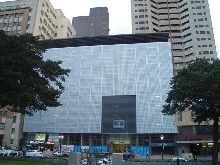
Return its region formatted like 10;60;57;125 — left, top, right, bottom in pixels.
0;0;219;57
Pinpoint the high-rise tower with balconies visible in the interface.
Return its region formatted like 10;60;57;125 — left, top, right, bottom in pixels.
131;0;217;74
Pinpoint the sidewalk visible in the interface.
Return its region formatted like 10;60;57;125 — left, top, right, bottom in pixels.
138;154;212;161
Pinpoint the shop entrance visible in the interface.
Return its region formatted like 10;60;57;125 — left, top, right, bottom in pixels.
110;143;129;153
109;134;131;153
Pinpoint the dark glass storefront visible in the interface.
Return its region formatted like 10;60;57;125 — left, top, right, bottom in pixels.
102;95;136;133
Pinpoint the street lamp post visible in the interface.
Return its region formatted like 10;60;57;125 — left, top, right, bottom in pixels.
160;135;164;160
58;135;64;155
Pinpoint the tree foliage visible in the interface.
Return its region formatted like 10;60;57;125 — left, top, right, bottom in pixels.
0;30;70;115
162;58;220;165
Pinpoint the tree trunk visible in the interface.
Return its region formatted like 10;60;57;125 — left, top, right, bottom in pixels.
212;117;219;165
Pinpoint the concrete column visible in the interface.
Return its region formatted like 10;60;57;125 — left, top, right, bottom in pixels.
80;134;83;146
112;153;123;165
136;134;139;146
148;135;152;155
66;134;70;145
68;152;81;165
101;134;104;145
89;134;92;146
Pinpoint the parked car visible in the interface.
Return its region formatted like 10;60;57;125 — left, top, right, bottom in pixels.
25;150;44;158
53;151;63;157
0;147;7;155
3;150;19;157
62;149;71;157
53;149;71;157
172;157;188;162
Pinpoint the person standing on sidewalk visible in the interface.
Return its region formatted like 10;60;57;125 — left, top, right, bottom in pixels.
146;151;150;159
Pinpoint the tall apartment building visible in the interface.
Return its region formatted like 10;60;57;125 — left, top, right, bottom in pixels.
0;0;75;148
131;0;217;156
72;7;109;38
0;0;75;39
131;0;217;73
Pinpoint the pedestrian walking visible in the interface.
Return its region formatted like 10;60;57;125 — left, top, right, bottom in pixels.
146;151;150;159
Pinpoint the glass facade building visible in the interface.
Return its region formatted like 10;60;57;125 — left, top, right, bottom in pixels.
24;34;178;155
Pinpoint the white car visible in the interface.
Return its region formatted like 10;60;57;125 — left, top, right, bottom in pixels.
25;150;44;158
53;151;63;157
3;150;19;157
0;147;6;155
172;157;188;162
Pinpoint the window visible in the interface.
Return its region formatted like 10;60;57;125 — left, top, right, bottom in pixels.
3;111;7;116
203;51;209;54
195;126;212;135
139;27;145;30
138;9;144;12
13;116;16;123
11;128;15;134
200;31;205;34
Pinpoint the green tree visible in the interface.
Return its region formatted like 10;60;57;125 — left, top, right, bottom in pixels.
162;58;220;165
0;30;70;115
